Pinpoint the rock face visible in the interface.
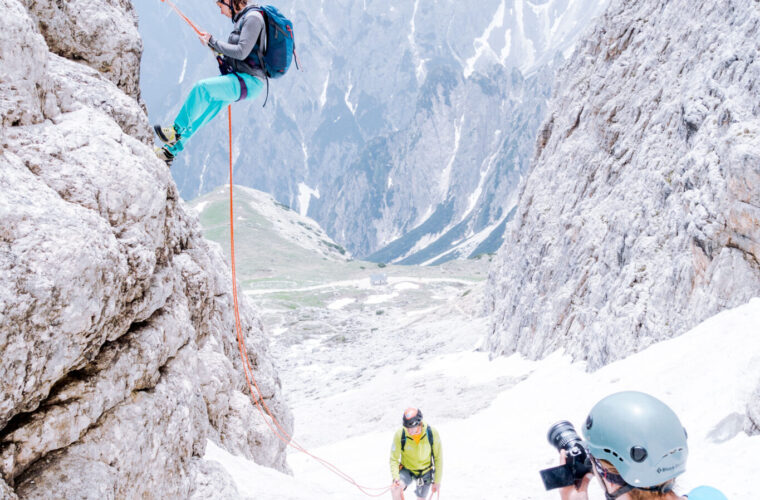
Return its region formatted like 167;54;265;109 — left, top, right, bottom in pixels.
0;0;291;497
486;0;760;369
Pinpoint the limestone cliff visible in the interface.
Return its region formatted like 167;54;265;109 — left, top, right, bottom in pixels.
486;1;759;371
0;0;291;497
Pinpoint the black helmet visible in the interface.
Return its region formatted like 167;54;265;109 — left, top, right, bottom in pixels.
403;408;423;428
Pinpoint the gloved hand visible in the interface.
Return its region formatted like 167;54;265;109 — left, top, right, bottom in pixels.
392;479;402;489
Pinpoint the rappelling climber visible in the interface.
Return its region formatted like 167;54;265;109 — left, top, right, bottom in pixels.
555;392;727;500
154;0;293;166
389;408;442;500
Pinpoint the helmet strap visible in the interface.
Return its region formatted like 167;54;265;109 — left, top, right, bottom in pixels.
602;480;674;499
602;482;634;500
219;0;235;18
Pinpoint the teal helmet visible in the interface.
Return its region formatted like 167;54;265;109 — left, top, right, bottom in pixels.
582;391;688;488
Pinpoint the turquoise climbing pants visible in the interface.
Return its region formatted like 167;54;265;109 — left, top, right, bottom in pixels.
167;73;264;156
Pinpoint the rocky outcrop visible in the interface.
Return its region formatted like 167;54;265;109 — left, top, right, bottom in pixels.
24;0;143;99
0;0;291;497
747;379;760;436
486;0;760;369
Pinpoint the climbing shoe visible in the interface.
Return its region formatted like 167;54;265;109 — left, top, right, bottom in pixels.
154;146;175;167
153;124;180;147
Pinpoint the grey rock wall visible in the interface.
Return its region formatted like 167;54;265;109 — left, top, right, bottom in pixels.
486;0;760;369
24;0;143;99
0;0;291;497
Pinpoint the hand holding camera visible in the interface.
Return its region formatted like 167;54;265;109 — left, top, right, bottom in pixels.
539;421;593;492
558;449;592;500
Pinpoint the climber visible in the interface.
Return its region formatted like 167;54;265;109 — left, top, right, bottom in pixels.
389;408;442;500
153;0;266;166
556;391;727;500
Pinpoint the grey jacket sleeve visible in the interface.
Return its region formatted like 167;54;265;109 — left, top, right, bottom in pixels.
209;12;263;60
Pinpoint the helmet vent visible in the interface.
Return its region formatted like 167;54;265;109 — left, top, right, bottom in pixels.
662;447;684;459
630;446;648;463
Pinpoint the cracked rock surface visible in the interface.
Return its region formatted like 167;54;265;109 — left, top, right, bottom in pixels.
0;0;291;496
486;0;760;368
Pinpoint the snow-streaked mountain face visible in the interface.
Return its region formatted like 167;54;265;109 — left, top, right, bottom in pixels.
486;0;760;370
136;0;608;262
0;0;291;496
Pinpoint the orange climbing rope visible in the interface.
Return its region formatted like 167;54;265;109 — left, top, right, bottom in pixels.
160;0;204;36
226;108;391;497
156;1;396;495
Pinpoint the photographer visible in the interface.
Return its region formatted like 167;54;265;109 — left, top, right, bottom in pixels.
543;392;727;500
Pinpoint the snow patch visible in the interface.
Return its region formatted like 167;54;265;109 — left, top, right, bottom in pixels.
464;0;506;78
327;298;356;310
344;82;356;115
203;441;334;499
192;201;209;215
409;0;426;82
298;183;320;217
440;116;464;196
320;74;329;108
178;56;187;84
393;282;419;291
365;293;398;305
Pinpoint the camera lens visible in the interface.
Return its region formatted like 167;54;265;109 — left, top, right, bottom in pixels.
547;421;584;452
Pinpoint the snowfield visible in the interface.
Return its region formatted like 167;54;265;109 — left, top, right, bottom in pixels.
208;296;760;499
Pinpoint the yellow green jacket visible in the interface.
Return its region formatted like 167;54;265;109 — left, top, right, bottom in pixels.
389;423;443;484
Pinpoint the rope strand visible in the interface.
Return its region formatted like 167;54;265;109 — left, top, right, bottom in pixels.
226;106;392;497
156;1;402;493
160;0;204;35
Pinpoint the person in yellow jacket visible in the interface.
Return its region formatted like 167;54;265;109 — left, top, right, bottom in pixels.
389;408;442;500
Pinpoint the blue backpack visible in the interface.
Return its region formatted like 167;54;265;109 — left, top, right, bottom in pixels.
247;5;297;79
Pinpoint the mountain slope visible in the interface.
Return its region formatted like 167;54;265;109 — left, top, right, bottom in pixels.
189;185;350;288
136;0;609;262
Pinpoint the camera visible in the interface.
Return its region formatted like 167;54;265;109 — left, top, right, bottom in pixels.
539;421;593;490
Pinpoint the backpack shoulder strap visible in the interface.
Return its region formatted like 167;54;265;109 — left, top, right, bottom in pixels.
400;427;434;456
427;426;434;462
